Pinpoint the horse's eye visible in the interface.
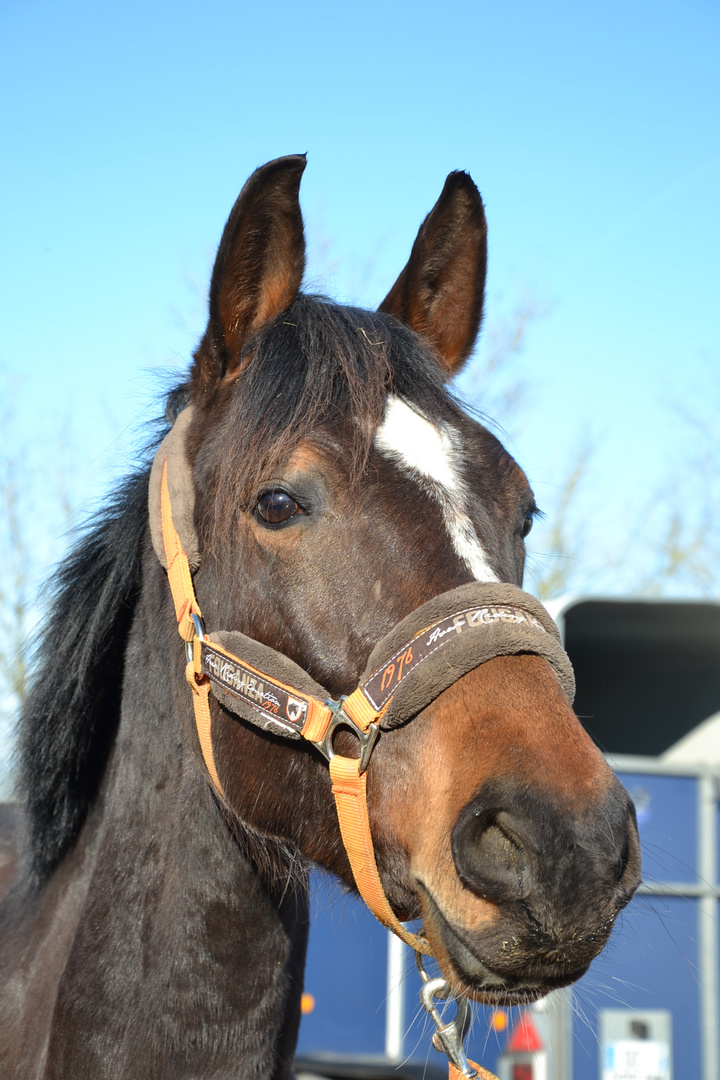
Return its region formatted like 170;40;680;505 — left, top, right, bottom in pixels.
520;502;543;538
255;491;303;525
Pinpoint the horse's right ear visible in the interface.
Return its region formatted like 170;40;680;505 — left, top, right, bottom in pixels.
192;155;307;390
379;171;487;378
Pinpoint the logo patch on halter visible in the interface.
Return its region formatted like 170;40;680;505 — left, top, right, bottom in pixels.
363;605;547;711
201;641;308;732
286;695;306;724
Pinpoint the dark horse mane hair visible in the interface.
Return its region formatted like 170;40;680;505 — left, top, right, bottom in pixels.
17;295;456;886
17;468;150;886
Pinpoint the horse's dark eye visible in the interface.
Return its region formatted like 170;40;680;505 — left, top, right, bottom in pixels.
255;491;303;525
522;514;534;539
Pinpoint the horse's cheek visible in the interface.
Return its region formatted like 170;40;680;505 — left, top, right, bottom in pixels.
368;697;499;926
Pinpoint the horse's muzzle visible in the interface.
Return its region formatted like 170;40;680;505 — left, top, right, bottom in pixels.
424;775;641;1000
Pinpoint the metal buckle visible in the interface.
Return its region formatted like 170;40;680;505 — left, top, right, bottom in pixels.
314;697;380;774
416;954;477;1078
185;612;206;664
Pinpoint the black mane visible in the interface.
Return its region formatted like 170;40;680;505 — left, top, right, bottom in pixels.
17;467;151;884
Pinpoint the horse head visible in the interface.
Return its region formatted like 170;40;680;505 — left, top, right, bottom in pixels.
155;155;641;1005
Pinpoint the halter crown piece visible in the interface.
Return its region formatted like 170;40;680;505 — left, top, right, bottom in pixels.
149;408;575;1080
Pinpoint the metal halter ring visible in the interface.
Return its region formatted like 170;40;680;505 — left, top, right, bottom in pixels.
416;954;477;1078
314;697;380;774
185;612;206;664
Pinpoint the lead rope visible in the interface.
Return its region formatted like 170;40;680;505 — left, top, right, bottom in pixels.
158;457;497;1080
416;954;496;1079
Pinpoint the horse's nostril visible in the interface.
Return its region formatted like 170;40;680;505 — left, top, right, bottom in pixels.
452;803;533;903
617;835;630;882
615;804;642;902
451;783;643;915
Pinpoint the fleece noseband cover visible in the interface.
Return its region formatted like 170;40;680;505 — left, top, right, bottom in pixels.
204;582;574;737
179;588;572;758
358;581;575;723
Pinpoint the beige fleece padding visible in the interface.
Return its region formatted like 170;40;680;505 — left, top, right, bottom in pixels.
204;584;574;738
206;629;328;737
361;581;575;729
148;407;201;571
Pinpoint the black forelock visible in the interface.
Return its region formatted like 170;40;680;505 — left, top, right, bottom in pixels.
199;294;456;538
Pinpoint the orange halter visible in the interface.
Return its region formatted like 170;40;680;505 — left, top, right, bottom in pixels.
156;443;573;1080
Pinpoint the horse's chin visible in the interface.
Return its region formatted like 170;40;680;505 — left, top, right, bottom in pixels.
418;885;592;1006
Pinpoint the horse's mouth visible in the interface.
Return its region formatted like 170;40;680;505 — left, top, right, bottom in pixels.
418;884;591;1005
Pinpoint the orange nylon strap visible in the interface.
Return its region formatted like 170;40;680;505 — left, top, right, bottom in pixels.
160;460;225;796
299;702;334;744
185;661;225;797
342;686;383;730
160;459;201;641
329;755;431;955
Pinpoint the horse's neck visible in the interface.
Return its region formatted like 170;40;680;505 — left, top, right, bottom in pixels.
12;569;309;1080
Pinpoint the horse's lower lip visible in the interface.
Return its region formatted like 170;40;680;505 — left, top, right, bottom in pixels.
417;884;587;1003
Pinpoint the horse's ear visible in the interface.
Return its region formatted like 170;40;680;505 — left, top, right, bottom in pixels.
194;155;307;386
379;171;487;377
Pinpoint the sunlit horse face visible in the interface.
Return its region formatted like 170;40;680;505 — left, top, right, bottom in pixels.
184;156;641;1004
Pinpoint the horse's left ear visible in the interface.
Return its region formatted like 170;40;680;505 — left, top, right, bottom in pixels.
379;171;487;377
193;155;307;388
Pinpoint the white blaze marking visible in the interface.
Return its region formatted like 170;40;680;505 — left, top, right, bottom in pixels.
374;396;499;582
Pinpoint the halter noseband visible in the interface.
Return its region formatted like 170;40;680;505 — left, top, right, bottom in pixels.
149;413;575;960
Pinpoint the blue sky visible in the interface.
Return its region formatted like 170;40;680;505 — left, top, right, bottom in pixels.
1;0;718;599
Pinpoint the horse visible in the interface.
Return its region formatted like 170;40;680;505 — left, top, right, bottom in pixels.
0;155;640;1079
